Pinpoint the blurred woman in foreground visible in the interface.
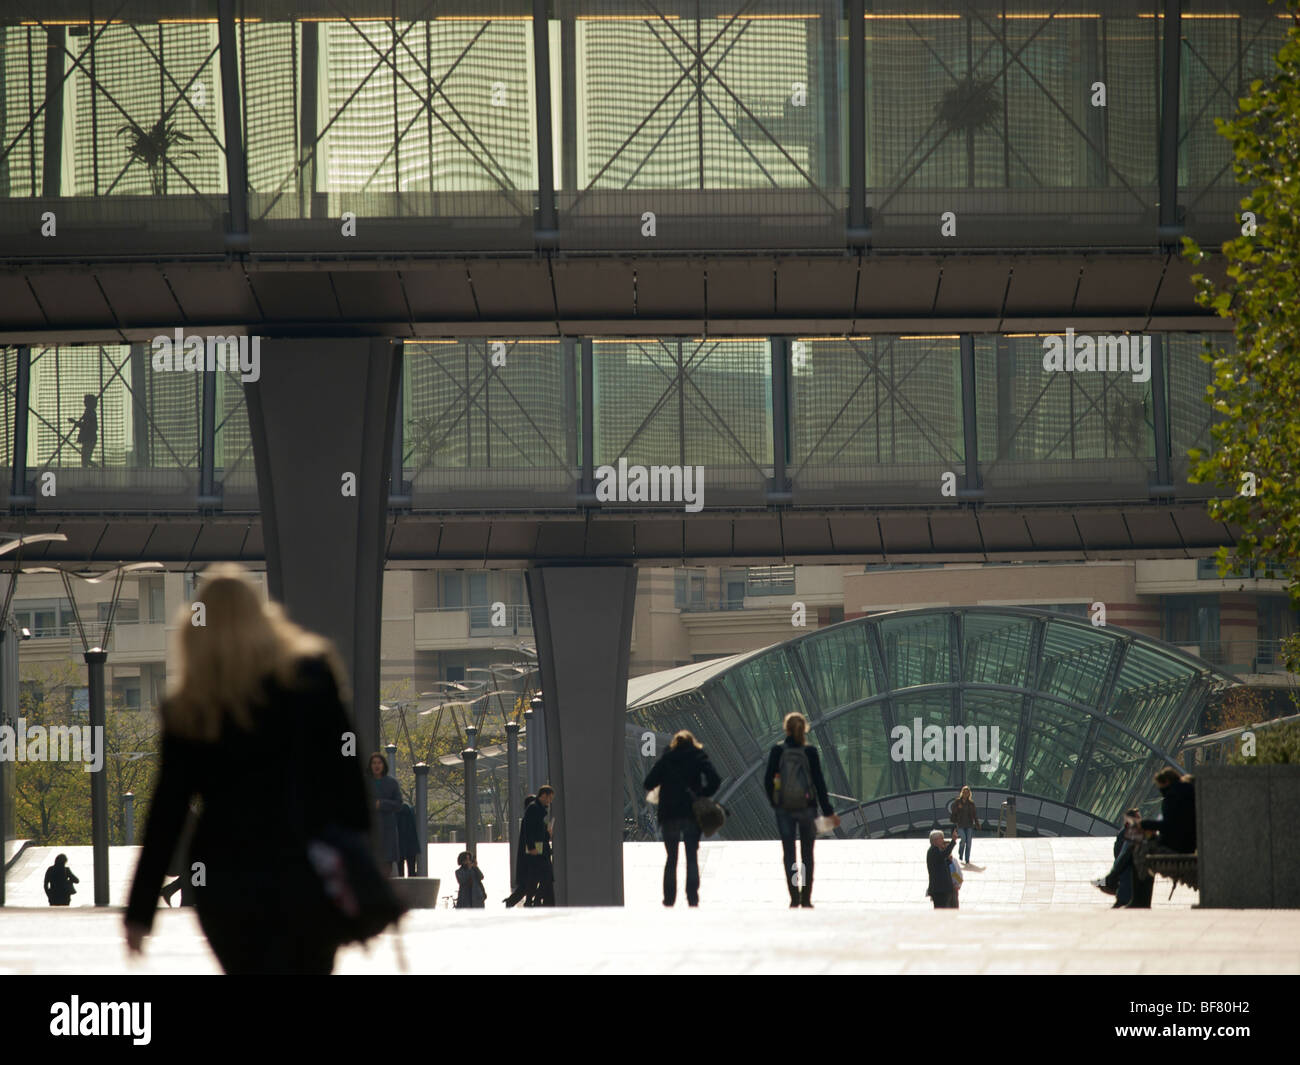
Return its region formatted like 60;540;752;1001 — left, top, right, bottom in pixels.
124;564;372;974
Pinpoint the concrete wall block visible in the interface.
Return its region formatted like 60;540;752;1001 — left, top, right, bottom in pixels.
1198;765;1300;908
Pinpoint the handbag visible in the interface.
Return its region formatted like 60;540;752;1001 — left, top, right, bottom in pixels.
291;713;406;948
665;756;726;837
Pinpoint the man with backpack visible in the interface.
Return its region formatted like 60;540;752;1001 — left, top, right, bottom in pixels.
763;712;840;908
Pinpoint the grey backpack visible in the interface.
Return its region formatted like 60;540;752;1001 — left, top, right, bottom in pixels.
777;746;816;811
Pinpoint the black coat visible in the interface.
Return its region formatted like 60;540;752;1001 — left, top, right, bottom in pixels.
125;656;370;968
1141;777;1196;853
44;864;78;905
522;798;551;859
926;839;957;897
643;745;721;821
396;803;420;860
514;798;535;882
371;774;403;864
762;738;833;816
456;864;485;908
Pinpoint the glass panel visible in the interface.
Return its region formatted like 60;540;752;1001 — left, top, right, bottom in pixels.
890;690;955;792
975;333;1155;502
557;0;844;250
25;342;201;506
1036;618;1115;706
815;701;895;804
592;338;771;506
1075;721;1155;825
1020;697;1089;801
213;365;256;507
1166;332;1231;491
0;4;229;255
1180;0;1291;241
866;2;1160;247
878;612;951;690
962;613;1034;688
789;335;964;503
795;622;882;712
240;0;536;252
404;339;576;507
961;690;1021;791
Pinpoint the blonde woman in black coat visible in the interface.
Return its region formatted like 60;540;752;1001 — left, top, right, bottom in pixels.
643;731;721;907
124;564;372;974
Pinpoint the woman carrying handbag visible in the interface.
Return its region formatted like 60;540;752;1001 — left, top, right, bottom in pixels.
643;731;721;908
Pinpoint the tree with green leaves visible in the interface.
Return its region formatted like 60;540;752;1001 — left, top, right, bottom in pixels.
1182;1;1300;672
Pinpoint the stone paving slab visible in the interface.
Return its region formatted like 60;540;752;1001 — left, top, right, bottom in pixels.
5;838;1199;910
1;905;1296;976
3;837;1287;975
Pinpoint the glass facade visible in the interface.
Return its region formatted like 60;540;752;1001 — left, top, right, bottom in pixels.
625;607;1232;839
2;1;1284;254
0;329;1233;511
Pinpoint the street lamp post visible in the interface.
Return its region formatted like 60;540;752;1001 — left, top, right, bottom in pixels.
413;762;429;877
23;561;163;907
462;746;479;857
0;532;68;908
505;720;520;888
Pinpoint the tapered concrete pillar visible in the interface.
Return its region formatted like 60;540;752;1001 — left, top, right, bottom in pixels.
526;565;637;906
245;338;401;759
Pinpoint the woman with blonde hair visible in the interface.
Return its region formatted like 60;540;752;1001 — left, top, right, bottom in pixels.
764;712;839;908
124;564;374;974
643;729;721;907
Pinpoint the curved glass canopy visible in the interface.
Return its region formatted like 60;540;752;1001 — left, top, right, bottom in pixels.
624;608;1234;839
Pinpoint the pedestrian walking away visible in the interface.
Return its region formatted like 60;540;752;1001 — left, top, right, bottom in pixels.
503;794;538;907
123;563;391;975
521;785;556;906
643;729;722;907
43;854;79;906
764;712;840;908
926;829;959;909
951;785;980;865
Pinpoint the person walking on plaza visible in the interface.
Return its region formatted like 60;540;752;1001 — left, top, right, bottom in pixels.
927;828;959;909
521;785;556;906
503;794;538;907
951;785;980;865
43;854;79;906
455;851;486;908
369;752;403;876
124;563;378;975
643;729;722;907
764;712;840;908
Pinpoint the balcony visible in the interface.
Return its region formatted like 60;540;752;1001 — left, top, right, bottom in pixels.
1173;639;1296;678
414;605;533;650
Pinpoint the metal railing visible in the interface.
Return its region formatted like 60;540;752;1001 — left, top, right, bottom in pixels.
416;604;533;637
1173;639;1296;674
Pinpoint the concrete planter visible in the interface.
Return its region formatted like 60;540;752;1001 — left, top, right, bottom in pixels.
1197;764;1300;908
390;877;440;909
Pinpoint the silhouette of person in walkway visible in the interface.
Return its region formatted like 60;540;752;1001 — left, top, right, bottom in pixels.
44;853;79;906
124;563;374;974
69;394;97;467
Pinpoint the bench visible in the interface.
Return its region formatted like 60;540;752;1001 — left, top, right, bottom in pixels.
1141;851;1199;896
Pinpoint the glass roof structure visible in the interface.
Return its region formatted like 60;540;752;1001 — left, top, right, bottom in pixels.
624;607;1235;839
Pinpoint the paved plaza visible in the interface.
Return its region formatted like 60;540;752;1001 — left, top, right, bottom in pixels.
3;838;1297;975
